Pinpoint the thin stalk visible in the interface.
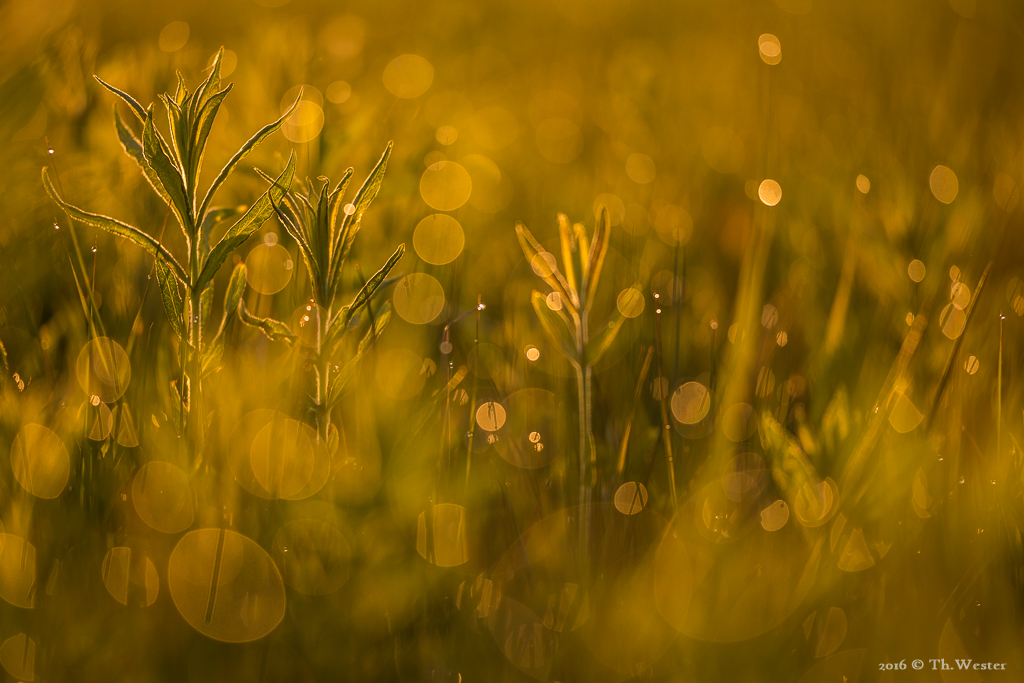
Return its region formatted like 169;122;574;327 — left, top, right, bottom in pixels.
188;285;204;463
465;297;482;490
574;303;593;576
654;298;679;512
998;312;1004;464
46;140;105;341
315;303;332;448
573;362;589;573
616;346;655;479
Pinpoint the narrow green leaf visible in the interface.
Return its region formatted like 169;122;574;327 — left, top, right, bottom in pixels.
143;107;191;236
584;206;610;315
200;281;214;325
557;213;577;296
42;167;188;284
197;91;301;222
530;290;579;362
172;72;188;107
326;168;354;245
331;143;393;293
156;260;185;339
113;106;171;206
94;75;147;122
572;222;589;291
585;291;633;365
160;94;189;171
187;85;232;200
313;178;331;282
191;48;224;120
239;300;295;344
197;151;296;292
220;263;247;330
327;303;392;407
338;243;405;329
269;194;319;293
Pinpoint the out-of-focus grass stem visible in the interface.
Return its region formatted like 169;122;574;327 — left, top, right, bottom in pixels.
653;295;678;512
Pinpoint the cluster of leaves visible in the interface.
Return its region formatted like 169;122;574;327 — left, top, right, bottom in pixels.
240;144;406;414
41;49;299;409
515;207;633;370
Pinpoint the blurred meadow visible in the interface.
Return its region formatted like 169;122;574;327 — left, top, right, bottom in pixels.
1;0;1024;680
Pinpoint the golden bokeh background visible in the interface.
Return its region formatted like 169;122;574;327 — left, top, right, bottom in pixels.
0;0;1023;680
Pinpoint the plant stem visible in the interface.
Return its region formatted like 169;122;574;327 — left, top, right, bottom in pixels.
998;312;1004;464
574;302;593;577
465;298;482;491
654;302;679;512
315;315;332;449
573;362;590;574
189;285;204;464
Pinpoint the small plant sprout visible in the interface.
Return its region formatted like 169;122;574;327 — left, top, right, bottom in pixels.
516;208;639;566
42;48;299;460
240;143;405;450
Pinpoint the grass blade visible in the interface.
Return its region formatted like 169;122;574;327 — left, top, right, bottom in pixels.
330;143;393;296
42;167;188;284
585;288;635;364
143;107;191;235
187;85;232;199
94;75;147;122
584;206;610;315
336;243;405;330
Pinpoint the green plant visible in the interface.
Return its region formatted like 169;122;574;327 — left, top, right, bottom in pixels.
41;49;299;459
516;208;638;563
239;144;405;447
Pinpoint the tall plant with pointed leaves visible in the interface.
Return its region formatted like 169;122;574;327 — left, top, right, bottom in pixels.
516;207;637;567
41;49;299;458
238;143;405;449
